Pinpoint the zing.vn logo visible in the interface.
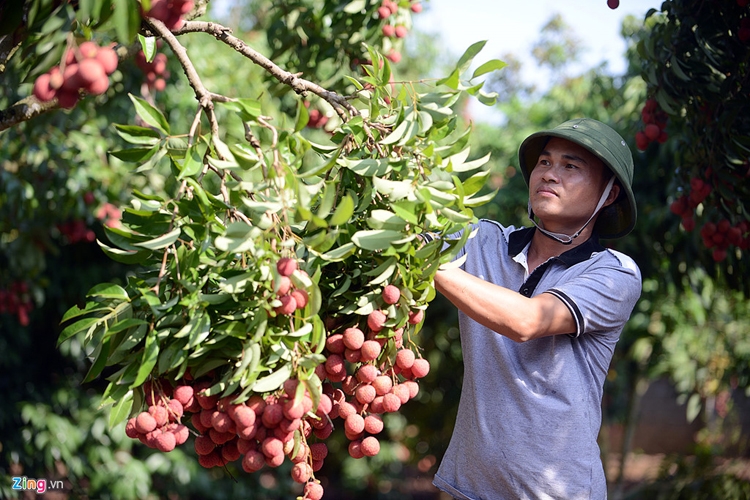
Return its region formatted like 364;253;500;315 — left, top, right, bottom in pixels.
11;476;63;493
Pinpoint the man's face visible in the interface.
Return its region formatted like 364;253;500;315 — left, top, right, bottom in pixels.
528;137;611;233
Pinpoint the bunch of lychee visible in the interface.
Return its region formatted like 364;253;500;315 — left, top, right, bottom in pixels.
635;98;668;151
376;0;423;64
699;219;749;262
125;381;190;453
319;283;428;459
125;375;330;499
669;176;712;231
56;219;96;245
272;257;310;315
140;0;195;31
134;51;170;93
0;281;34;327
123;272;429;499
33;41;118;109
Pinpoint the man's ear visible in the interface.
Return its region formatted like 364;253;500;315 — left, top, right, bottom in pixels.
604;183;621;207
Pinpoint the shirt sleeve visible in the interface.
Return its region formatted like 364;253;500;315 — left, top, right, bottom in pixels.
545;250;642;337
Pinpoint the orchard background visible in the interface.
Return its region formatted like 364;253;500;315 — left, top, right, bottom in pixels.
1;0;749;499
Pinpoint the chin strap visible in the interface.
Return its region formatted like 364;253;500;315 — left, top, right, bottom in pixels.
528;176;616;245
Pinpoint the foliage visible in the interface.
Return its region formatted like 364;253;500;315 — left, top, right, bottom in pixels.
637;0;750;289
1;0;505;498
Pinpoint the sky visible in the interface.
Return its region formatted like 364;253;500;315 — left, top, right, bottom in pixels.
413;0;660;75
410;0;661;121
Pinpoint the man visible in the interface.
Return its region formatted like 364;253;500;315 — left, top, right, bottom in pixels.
431;118;642;500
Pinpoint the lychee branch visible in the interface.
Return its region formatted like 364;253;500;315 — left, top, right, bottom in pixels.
144;17;222;140
176;21;358;121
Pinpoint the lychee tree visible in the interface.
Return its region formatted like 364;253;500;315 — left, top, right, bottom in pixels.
1;0;504;497
635;0;750;287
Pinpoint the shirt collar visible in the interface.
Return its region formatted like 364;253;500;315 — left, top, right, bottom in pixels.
508;226;605;266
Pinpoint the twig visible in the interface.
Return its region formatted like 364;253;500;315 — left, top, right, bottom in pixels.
144;17;222;140
176;21;359;121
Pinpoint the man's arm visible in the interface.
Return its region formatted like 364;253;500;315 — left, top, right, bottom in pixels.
433;267;576;342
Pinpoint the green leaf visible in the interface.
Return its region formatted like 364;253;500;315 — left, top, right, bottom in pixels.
318;242;356;262
110;147;158;163
477;89;499;106
436;69;461;90
686;393;702;423
108;390;134;429
88;283;129;300
58;317;101;346
471;59;507;79
343;0;367;13
374;176;414;201
133;227;181;250
295;100;310;132
132;331;159;388
367;209;407;231
221;98;262;121
178;142;205;179
60;302;110;324
113;0;140;43
351;230;405;251
328;195;354;226
98;240;151;264
128;94;170;134
138;35;157;62
114;124;162;145
455;40;487;74
253;363;292;393
83;339;110;383
339;158;392;177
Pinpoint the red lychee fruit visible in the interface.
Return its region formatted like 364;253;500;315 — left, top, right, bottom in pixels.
242;449;265;473
275;294;297;315
349;440;365;459
644;123;660;141
361;436;381;456
291;462;313;483
356;363;379;384
291;289;309;309
325;333;345;353
364;414;384;434
360;340;382;361
382;392;402;412
343;327;365;350
95;45;119;75
125;417;139;438
408;309;424;324
355;384;377;404
155;430;177;452
194;435;216;455
410;358;430;378
33;73;57;102
372;375;393;396
276;257;297;276
135;412;157;433
149;405;169;427
303;481;325;500
367;310;387;332
276;275;292;296
396;348;415;369
382;284;401;304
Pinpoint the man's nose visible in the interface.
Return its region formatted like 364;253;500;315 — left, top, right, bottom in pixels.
541;164;561;182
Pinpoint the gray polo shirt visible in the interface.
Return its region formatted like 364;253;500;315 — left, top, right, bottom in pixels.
433;220;642;500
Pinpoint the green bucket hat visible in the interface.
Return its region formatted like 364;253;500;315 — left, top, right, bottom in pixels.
517;118;637;239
